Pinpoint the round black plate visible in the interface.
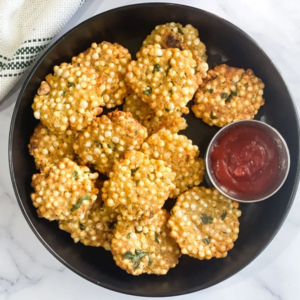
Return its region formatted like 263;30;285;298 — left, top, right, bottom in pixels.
9;3;300;297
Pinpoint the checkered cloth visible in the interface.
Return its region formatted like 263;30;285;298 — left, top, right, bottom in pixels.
0;0;85;101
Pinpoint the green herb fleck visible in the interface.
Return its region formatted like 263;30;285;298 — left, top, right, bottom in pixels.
194;66;199;73
201;213;214;224
143;87;152;96
101;91;104;97
68;82;75;88
202;237;211;245
148;256;153;266
135;130;138;135
207;89;214;93
210;112;217;119
166;65;171;75
112;146;116;151
122;251;134;259
107;144;111;148
136;180;140;185
155;233;160;244
73;171;78;181
221;212;227;221
126;233;131;239
76;110;79;113
131;167;139;175
71;195;92;212
95;66;99;71
107;221;116;230
169;89;173;95
122;250;149;271
225;90;238;103
221;93;228;99
225;96;232;103
178;27;184;34
79;223;85;230
153;64;160;72
94;140;101;147
165;108;170;113
62;91;66;97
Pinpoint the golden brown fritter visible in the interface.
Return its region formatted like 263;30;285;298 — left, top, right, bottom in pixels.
112;209;181;275
73;110;148;174
141;129;205;198
32;63;104;133
59;180;118;250
168;187;241;260
123;94;187;135
72;41;132;108
102;150;175;221
32;41;132;133
123;94;154;124
126;44;199;116
28;122;77;171
192;64;265;127
142;22;208;84
31;158;99;221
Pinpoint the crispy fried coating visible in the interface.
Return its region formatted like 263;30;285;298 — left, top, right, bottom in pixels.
32;41;131;133
72;42;131;108
141;129;205;198
144;111;187;135
32;63;104;133
168;187;241;260
112;209;181;275
123;94;187;135
28;122;77;171
142;23;207;61
142;22;208;84
192;64;265;127
31;158;99;221
123;93;154;123
73;110;148;174
126;44;199;116
59;180;118;250
102;151;175;221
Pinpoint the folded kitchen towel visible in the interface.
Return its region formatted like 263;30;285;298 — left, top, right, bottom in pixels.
0;0;85;101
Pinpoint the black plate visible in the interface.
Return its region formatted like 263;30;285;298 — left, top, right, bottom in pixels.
9;3;300;297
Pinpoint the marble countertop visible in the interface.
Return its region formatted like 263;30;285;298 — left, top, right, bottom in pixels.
1;0;300;299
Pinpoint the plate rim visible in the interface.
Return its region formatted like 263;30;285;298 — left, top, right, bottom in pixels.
8;2;300;297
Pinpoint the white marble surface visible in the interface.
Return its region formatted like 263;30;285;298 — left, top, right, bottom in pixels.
1;0;300;299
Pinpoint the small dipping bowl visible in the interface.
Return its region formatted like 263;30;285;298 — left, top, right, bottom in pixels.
205;120;290;202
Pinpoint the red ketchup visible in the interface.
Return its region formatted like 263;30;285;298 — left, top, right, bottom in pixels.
211;126;279;195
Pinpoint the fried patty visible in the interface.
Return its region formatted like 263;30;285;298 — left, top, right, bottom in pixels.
192;64;265;127
168;187;241;259
126;44;199;116
123;93;187;135
141;129;205;198
142;22;208;84
102;150;175;221
31;158;99;221
73;110;148;174
28;122;77;172
112;209;181;275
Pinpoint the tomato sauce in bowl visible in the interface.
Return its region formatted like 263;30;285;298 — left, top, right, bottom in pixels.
211;127;279;195
205;120;290;202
